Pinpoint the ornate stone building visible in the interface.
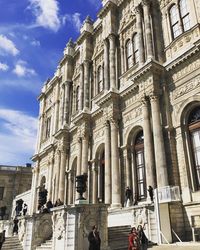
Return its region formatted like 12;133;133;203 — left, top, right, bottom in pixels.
30;0;200;246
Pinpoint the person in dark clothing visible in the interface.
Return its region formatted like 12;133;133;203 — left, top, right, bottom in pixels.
23;203;28;216
46;200;53;212
13;218;19;235
88;225;101;250
148;186;154;202
0;230;5;250
125;187;132;207
137;224;148;250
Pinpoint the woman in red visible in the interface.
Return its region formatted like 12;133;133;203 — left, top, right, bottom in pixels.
128;227;139;250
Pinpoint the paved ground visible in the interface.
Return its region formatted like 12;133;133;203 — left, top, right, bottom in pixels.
149;242;200;249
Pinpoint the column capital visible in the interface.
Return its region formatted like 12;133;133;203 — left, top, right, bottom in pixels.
135;4;142;14
149;94;159;103
141;95;149;106
108;33;116;42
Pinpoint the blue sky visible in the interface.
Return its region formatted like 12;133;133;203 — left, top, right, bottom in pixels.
0;0;102;166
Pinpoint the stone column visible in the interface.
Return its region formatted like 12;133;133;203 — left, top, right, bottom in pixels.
59;84;65;127
104;121;111;204
67;171;73;204
135;5;144;64
72;87;76;115
48;157;54;200
58;146;67;202
176;127;191;202
150;95;168;187
55;149;61;201
104;39;109;90
124;147;132;188
64;81;71;124
30;164;39;214
142;97;155;188
143;0;154;59
53;82;60;133
83;60;90;110
81;134;89;174
79;64;84;110
77;137;82;176
92;161;98;203
109;34;116;90
110;119;121;207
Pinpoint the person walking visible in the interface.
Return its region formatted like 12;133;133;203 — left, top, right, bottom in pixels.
137;224;148;250
0;230;5;250
88;225;101;250
128;227;139;250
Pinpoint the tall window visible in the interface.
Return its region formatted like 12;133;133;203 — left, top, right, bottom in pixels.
45;117;51;138
169;0;190;39
188;107;200;190
126;40;133;69
97;66;103;93
134;131;146;200
0;187;4;200
76;86;79;111
133;34;139;64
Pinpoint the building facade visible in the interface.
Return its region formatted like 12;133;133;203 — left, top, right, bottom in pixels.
31;0;200;243
0;165;32;220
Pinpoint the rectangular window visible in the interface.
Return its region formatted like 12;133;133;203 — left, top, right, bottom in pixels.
0;187;4;200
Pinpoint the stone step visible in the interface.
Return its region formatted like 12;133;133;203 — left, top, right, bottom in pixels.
36;238;53;250
108;226;131;250
2;236;23;250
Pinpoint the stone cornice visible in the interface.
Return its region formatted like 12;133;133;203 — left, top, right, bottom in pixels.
54;128;69;140
98;1;117;19
128;59;164;82
120;82;139;98
59;54;73;66
77;30;92;45
165;40;200;71
96;90;120;106
32;144;55;161
72;111;91;125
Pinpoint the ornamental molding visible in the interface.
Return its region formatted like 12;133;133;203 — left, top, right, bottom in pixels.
123;106;142;125
171;57;200;82
159;0;173;8
173;76;200;100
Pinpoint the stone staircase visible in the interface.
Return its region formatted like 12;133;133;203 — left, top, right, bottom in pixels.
36;238;53;250
2;236;23;250
108;225;131;250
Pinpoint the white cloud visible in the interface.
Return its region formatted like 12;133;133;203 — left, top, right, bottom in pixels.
64;13;82;32
0;62;9;71
0;34;19;56
31;39;40;46
13;60;36;77
29;0;61;32
0;108;38;165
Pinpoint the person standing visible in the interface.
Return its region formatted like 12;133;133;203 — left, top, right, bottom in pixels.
128;227;139;250
137;224;148;250
88;225;101;250
147;186;154;202
125;187;132;207
0;230;5;250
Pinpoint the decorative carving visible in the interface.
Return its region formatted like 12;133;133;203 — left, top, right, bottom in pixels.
173;76;200;100
94;129;105;139
172;58;200;82
123;106;142;124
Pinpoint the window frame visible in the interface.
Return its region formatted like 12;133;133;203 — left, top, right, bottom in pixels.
0;187;4;200
169;0;190;40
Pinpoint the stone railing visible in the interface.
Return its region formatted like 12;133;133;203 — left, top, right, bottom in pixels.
157;186;181;203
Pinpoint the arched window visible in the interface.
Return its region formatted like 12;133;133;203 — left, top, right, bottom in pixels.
133;34;139;64
188;107;200;190
169;0;190;39
126;40;133;69
134;131;146;200
97;66;103;93
76;86;79;111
